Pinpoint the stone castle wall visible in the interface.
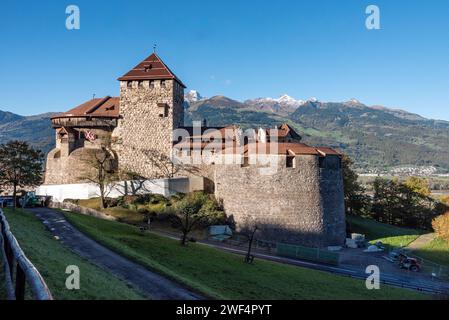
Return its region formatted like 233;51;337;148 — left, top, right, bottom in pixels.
213;154;346;247
115;79;184;178
44;127;114;185
319;156;347;245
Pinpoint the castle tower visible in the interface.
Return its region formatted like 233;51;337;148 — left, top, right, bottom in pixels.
115;53;186;178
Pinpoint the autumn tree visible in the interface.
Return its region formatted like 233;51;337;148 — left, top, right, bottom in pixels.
432;212;449;242
371;177;445;229
404;177;431;197
0;141;44;209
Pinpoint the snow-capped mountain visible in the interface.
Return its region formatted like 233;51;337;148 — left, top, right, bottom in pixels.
246;94;305;108
244;94;307;115
185;90;204;103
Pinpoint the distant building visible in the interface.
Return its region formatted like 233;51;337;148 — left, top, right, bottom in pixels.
43;52;346;247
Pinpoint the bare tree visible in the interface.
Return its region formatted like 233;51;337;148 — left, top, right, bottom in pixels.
142;148;201;179
79;145;117;209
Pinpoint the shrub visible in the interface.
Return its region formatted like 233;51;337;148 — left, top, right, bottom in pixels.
104;198;119;208
64;199;80;205
137;207;150;215
432;212;449;242
149;194;170;205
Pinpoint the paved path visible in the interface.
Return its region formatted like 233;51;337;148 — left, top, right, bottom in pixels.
28;208;202;300
407;233;436;250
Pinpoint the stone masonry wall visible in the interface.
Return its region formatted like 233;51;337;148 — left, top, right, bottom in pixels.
319;155;347;245
115;79;184;178
214;154;346;247
44;128;114;185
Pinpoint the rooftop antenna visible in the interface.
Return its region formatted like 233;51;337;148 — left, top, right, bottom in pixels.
93;93;96;99
153;44;157;54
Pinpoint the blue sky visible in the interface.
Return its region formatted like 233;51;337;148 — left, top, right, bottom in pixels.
0;0;448;120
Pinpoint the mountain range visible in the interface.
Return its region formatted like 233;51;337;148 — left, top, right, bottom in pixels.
1;91;449;173
184;91;449;173
0;111;57;154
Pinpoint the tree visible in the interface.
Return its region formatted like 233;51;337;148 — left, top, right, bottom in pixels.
0;141;43;209
342;154;370;215
173;192;224;245
79;145;117;209
371;176;445;229
142;148;201;179
432;212;449;242
404;177;431;197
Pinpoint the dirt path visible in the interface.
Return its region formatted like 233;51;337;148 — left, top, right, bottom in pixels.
28;208;202;300
407;233;436;251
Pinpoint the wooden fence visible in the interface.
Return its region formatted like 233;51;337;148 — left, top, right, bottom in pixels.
0;209;53;300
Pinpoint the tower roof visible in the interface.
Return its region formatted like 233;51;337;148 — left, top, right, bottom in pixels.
118;53;186;88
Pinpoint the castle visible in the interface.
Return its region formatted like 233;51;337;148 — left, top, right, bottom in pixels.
43;52;346;247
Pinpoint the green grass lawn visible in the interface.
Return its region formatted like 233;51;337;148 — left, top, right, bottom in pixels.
347;215;424;248
3;208;144;300
414;238;449;268
64;211;429;300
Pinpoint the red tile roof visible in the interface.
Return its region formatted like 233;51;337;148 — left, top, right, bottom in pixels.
51;96;120;119
118;53;186;88
221;142;322;156
266;123;301;140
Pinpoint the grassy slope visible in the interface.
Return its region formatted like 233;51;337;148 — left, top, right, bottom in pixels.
3;208;144;300
347;215;424;248
64;211;428;300
78;198;144;224
414;238;449;267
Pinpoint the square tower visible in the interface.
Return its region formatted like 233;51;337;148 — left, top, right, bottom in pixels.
115;53;185;178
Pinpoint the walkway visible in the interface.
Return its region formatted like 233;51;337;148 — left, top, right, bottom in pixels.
407;233;436;250
28;208;202;300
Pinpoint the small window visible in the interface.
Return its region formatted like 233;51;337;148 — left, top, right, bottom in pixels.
286;155;296;168
144;64;152;72
241;156;250;168
149;80;155;88
161;80;166;88
138;81;144;88
158;103;169;117
127;81;132;88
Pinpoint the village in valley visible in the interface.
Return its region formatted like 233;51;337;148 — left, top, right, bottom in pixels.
1;1;449;309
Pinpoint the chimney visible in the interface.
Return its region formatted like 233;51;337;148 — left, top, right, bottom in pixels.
258;127;267;143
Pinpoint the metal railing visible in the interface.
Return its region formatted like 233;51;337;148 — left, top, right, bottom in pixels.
0;209;53;300
222;235;340;265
